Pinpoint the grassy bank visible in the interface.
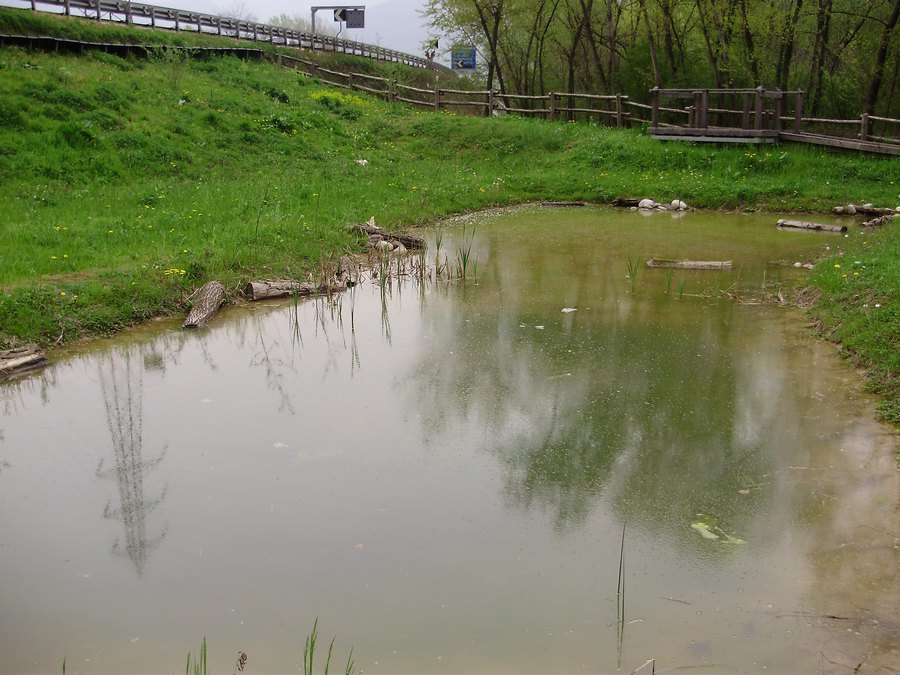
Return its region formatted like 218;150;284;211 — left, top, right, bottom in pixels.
808;225;899;424
0;11;898;419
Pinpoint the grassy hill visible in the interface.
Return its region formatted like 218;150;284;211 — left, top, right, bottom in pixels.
0;7;897;420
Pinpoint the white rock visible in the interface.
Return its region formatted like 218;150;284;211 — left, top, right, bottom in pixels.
845;204;857;215
672;199;687;210
392;242;407;255
793;262;802;268
895;206;900;212
638;198;657;209
834;206;845;214
863;203;873;208
375;240;393;253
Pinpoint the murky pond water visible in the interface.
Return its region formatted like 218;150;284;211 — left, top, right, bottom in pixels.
1;207;897;674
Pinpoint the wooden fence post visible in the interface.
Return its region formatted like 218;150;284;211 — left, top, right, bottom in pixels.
95;0;101;21
794;91;804;132
615;94;623;128
549;92;557;122
773;93;783;132
754;86;764;130
650;87;659;128
64;0;71;16
30;0;35;10
434;85;441;110
742;93;751;129
701;89;709;128
486;89;494;117
860;113;870;141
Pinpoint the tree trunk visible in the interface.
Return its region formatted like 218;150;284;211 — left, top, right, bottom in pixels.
695;0;723;87
807;0;833;115
776;0;804;91
738;0;759;83
638;0;662;87
865;0;900;115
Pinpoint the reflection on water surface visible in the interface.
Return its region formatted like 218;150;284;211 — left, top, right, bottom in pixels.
1;207;897;673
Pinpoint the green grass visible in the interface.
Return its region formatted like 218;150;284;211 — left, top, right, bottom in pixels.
0;12;897;422
808;222;900;424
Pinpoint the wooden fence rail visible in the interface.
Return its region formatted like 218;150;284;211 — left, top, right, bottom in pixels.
9;0;448;70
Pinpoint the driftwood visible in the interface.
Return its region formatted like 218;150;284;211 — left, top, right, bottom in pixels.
183;281;225;328
541;201;586;207
777;219;847;233
861;213;897;228
352;220;425;250
647;258;733;270
0;345;49;380
243;280;346;301
611;197;641;208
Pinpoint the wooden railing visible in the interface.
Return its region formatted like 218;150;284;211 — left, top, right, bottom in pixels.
648;87;899;154
8;0;448;70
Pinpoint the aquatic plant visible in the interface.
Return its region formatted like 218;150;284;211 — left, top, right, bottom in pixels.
303;618;354;675
625;257;640;293
185;637;207;675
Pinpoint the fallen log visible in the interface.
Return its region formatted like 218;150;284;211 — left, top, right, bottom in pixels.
861;213;897;228
611;197;641;208
541;201;586;207
647;258;732;270
183;281;225;328
777;219;847;233
243;280;346;301
0;345;49;380
352;220;425;250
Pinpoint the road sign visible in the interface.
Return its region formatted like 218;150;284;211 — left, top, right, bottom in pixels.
333;7;364;27
451;48;476;70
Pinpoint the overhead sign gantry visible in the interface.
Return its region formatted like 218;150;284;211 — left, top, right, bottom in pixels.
311;5;365;34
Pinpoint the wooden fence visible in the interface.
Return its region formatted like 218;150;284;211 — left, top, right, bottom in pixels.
9;0;446;70
648;87;899;155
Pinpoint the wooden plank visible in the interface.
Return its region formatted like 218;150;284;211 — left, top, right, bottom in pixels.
778;132;900;156
649;127;778;138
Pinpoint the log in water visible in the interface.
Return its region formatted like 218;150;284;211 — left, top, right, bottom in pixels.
242;280;346;301
0;345;48;380
646;257;733;270
777;219;847;233
183;281;225;328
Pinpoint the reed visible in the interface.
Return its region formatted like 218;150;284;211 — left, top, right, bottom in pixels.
625;257;640;293
303;618;355;675
664;268;675;295
456;224;476;281
616;521;626;667
185;637;208;675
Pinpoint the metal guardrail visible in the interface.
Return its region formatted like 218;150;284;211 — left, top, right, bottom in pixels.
6;0;451;71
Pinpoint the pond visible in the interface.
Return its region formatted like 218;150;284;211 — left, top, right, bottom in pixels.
1;206;897;674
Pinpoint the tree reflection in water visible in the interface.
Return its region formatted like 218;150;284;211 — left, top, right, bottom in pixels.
96;347;169;575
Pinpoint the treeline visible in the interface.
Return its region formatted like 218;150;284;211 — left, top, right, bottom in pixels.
424;0;899;118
